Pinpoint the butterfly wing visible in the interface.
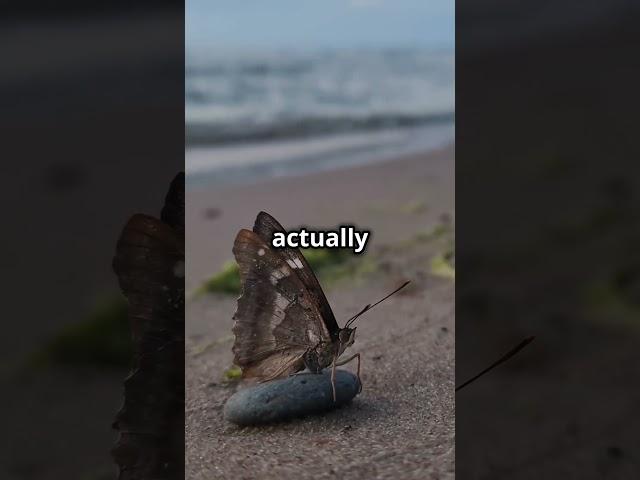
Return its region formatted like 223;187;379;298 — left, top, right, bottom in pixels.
232;228;331;380
252;211;341;341
113;214;184;323
111;173;185;478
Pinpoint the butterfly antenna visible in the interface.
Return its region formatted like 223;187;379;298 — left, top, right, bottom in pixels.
455;336;535;392
345;280;411;328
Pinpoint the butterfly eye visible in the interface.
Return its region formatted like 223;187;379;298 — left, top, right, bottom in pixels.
339;329;351;344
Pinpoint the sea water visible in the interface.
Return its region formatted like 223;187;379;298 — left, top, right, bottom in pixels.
186;48;454;186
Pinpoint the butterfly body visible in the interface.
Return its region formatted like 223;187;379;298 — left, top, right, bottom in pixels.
303;327;354;373
302;342;334;373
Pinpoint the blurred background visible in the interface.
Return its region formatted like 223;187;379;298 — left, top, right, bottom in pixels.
185;2;456;479
456;0;640;478
0;2;184;479
185;0;454;187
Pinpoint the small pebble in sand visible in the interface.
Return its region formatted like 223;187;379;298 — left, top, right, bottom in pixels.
224;370;360;425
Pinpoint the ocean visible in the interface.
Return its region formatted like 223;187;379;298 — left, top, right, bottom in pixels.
185;48;454;186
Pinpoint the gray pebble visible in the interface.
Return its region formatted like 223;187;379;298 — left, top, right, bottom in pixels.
224;369;361;425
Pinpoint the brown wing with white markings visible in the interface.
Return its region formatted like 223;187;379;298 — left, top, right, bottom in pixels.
253;211;341;341
232;229;330;380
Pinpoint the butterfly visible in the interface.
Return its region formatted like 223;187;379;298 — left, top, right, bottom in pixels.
112;172;185;478
231;211;409;401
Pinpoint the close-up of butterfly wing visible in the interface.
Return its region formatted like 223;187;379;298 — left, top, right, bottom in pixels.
232;228;331;380
252;211;341;340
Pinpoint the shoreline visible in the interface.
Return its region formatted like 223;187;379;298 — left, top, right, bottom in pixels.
186;123;454;189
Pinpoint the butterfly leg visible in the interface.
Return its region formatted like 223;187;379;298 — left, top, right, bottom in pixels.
335;353;362;393
331;355;338;402
303;349;338;401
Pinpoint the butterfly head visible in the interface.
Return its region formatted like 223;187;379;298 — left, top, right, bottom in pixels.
338;327;357;349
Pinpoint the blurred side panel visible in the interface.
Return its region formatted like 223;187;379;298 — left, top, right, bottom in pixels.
456;0;640;478
0;2;184;479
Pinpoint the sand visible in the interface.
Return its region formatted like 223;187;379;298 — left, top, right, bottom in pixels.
185;145;455;479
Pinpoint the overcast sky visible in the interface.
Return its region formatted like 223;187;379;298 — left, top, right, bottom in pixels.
187;0;454;50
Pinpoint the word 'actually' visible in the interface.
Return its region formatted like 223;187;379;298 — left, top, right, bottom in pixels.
272;227;370;254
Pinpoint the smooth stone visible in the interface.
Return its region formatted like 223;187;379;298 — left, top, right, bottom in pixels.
224;369;361;425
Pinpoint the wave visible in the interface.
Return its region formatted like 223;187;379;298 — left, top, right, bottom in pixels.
186;112;454;146
186;48;454;146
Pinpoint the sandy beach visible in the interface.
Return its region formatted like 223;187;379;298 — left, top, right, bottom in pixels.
186;144;455;479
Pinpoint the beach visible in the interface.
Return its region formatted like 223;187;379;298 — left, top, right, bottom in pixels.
185;144;455;479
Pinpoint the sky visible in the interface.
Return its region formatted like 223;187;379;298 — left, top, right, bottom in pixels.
186;0;454;51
